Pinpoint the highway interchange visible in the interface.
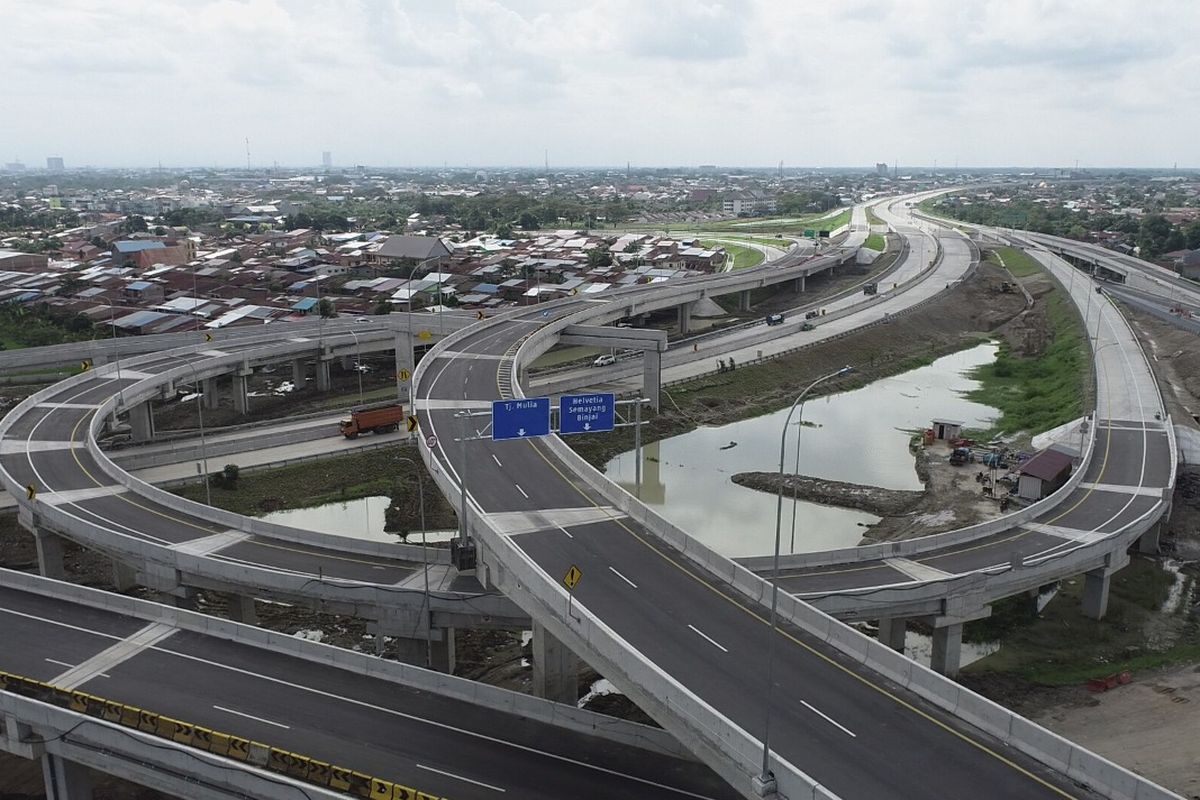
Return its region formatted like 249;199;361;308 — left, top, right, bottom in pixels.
0;193;1184;800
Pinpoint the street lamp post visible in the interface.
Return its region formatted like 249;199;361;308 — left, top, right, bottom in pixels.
183;362;212;506
759;365;852;790
395;454;432;669
347;330;364;406
105;301;126;407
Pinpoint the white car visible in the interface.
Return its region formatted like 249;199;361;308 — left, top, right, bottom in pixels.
592;354;617;367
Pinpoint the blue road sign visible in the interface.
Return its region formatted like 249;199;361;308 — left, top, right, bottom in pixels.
559;393;615;436
492;397;551;441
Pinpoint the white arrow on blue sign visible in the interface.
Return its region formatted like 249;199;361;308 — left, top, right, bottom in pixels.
492;397;552;441
559;393;616;436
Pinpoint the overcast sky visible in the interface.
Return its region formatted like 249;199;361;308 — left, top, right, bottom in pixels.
2;0;1196;169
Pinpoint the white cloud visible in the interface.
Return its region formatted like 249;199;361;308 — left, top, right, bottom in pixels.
0;0;1196;168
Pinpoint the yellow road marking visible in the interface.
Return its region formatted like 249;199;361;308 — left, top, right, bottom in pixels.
520;434;1079;798
473;327;1079;799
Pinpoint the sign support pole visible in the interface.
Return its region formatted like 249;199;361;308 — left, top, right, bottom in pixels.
634;393;643;499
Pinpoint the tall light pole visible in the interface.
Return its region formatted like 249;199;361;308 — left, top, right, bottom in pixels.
759;365;852;790
347;330;364;406
105;301;125;407
395;454;431;669
183;361;212;506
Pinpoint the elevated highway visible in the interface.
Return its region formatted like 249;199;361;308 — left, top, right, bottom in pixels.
414;197;1177;799
0;568;731;800
0;194;1181;800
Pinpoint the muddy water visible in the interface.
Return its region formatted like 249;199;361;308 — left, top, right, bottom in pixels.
604;343;1002;558
258;495;456;544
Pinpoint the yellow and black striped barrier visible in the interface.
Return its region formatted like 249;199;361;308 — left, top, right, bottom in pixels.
0;671;443;800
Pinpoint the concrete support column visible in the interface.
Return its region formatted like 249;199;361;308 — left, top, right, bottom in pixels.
291;359;306;388
225;593;258;625
930;622;963;677
232;373;249;415
642;350;661;412
738;290;751;311
794;274;806;293
111;559;137;592
877;617;907;653
531;621;579;704
677;302;692;335
1082;568;1112;620
432;627;456;674
316;359;332;392
1138;510;1166;555
159;587;199;611
33;529;67;580
341;354;354;370
128;402;154;443
41;754;93;800
201;378;219;411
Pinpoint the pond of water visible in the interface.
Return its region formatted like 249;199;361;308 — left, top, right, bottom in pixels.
604;343;1002;558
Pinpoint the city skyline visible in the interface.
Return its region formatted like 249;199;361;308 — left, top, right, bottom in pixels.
2;0;1198;169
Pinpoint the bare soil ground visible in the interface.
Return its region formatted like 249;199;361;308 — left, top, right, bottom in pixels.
568;262;1031;470
958;301;1200;798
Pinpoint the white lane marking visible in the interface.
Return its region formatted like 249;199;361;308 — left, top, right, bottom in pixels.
800;700;857;738
212;705;291;729
416;764;506;793
492;454;503;468
127;641;721;799
608;566;638;589
52;622;175;690
515;483;530;499
557;525;574;539
44;657;110;677
687;624;728;653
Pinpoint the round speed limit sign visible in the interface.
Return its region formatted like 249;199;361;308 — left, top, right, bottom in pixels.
425;434;438;449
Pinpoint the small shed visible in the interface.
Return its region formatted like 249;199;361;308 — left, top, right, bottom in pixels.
1017;447;1074;501
931;419;964;441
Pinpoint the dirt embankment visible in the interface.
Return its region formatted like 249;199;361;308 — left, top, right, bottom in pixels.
731;472;923;515
568;261;1032;471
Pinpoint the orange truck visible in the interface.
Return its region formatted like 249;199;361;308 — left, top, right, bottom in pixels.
338;405;404;438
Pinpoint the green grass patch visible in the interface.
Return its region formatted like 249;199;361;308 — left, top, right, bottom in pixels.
966;558;1199;685
966;290;1087;437
171;446;458;530
863;233;886;251
866;207;885;226
991;246;1042;278
702;240;764;270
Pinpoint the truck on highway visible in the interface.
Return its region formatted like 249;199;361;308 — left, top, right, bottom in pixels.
338;405;404;439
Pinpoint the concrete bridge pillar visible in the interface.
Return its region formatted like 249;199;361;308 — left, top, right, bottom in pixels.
41;753;93;800
390;628;456;673
794;274;806;293
225;593;258;625
531;621;579;705
738;290;752;311
111;559;137;592
677;302;693;335
33;529;67;580
877;617;907;653
201;378;219;411
930;622;963;677
1082;567;1112;620
129;402;154;442
316;359;332;392
232;372;250;415
1138;504;1167;555
291;359;306;388
341;354;354;371
642;350;661;412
